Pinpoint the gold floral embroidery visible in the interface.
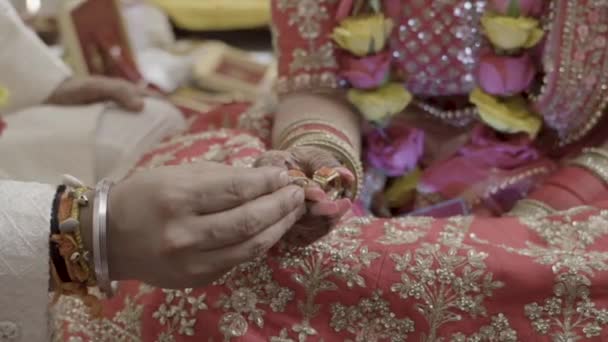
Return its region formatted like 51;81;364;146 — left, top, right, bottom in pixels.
134;130;266;172
215;260;295;341
524;273;608;339
277;0;334;41
473;208;608;339
388;217;505;342
270;328;296;342
376;216;435;245
275;0;339;94
276;217;382;341
52;284;154;341
152;288;208;340
473;208;608;274
450;314;517;342
330;290;415;342
291;42;337;73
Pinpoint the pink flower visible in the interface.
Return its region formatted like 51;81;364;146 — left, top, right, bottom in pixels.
459;124;539;168
488;0;544;17
365;122;424;177
335;0;354;21
476;53;537;96
418;124;543;208
341;52;392;89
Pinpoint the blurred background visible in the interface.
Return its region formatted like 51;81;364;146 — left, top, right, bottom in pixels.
7;0;275;103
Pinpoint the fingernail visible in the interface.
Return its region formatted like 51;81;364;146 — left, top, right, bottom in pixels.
292;187;305;202
279;171;290;185
296;205;307;219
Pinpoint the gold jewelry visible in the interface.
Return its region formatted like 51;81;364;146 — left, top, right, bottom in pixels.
567;147;608;184
289;132;364;200
508;199;556;217
278;129;339;150
276;118;354;148
287;169;310;187
312;167;340;189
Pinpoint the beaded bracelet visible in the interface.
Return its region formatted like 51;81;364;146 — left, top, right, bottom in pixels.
50;175;102;317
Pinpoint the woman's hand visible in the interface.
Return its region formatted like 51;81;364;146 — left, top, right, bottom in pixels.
101;162;306;289
254;146;355;246
46;76;152;111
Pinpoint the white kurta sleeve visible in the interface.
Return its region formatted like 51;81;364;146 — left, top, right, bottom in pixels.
0;0;71;113
0;180;55;341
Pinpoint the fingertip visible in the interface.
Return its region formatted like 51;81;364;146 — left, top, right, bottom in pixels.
129;98;145;112
336;167;355;182
310;201;339;216
337;198;352;212
304;187;327;202
279;170;290;186
290;186;305;203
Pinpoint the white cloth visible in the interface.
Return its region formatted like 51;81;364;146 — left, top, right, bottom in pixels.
0;98;185;184
0;0;186;185
0;180;55;341
122;2;192;93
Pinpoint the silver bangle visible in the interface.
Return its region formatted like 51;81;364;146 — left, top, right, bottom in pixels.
93;179;114;297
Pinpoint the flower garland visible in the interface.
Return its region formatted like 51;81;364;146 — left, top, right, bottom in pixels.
330;0;546;210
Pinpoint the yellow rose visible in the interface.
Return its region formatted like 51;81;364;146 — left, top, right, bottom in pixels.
0;86;8;107
470;88;542;138
347;82;412;123
481;14;544;50
332;14;394;57
385;168;421;209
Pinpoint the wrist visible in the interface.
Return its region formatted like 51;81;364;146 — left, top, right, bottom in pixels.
106;182;126;281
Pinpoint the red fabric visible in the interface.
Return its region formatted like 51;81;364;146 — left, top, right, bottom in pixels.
529;166;608;210
52;1;608;339
54;104;608;342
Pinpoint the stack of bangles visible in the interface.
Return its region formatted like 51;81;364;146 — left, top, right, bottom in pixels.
276;118;364;200
514;147;608;214
49;175;114;317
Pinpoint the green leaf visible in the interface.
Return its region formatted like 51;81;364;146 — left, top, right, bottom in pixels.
370;0;382;13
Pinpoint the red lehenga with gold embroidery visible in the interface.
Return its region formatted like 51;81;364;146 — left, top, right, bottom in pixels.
53;0;608;341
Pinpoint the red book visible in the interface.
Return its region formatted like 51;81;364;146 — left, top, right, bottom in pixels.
60;0;143;83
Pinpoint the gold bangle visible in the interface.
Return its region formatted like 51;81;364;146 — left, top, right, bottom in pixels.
508;199;556;217
277;118;343;143
278;130;340;150
289;133;364;200
567;148;608;184
276;118;354;148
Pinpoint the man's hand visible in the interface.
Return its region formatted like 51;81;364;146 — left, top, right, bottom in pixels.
103;162;306;289
46;76;149;111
